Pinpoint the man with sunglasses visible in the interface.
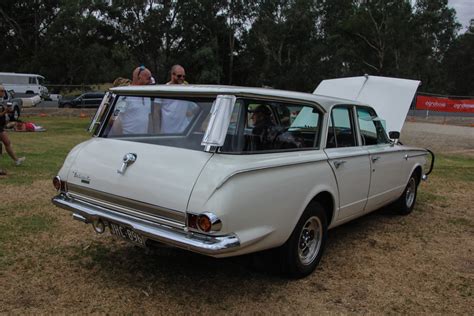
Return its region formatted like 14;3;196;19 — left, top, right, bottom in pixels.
110;66;153;135
166;65;188;85
132;65;152;85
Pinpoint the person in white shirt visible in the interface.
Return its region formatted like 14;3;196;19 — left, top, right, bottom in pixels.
110;66;153;135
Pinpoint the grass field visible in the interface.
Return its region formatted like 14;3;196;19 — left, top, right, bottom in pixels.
0;117;473;314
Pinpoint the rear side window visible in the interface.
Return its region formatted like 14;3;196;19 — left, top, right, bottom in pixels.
221;99;321;153
326;106;357;148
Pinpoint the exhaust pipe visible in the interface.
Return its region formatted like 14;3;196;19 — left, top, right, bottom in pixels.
92;219;106;234
72;213;87;223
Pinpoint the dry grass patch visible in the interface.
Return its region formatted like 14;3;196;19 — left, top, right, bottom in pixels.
1;118;473;314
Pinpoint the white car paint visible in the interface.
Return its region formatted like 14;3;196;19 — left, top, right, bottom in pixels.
314;75;420;133
53;83;431;275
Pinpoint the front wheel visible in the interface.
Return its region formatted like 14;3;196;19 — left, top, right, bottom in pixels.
280;201;328;278
394;173;419;215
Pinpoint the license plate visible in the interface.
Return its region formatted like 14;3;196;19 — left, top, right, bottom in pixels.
109;222;145;246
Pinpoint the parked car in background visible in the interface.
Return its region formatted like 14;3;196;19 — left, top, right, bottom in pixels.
58;92;105;108
1;89;23;121
52;77;434;278
0;72;49;99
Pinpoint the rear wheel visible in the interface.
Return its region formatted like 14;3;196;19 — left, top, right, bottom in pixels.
394;173;419;215
280;201;327;278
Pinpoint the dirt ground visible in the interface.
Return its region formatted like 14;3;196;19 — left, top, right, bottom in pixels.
401;121;474;155
1;122;473;314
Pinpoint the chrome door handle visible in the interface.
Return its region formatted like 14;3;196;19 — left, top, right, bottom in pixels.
334;160;346;168
117;153;137;174
371;156;380;163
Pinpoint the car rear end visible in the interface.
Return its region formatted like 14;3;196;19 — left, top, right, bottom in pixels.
52;91;241;255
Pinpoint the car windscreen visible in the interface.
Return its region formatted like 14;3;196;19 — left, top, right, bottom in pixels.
99;95;214;151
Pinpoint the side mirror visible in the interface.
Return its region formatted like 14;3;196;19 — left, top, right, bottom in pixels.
389;131;400;139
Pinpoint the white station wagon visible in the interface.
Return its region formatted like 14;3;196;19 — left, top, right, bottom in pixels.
52;76;434;278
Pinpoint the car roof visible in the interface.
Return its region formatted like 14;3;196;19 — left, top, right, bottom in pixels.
0;72;45;78
110;84;365;112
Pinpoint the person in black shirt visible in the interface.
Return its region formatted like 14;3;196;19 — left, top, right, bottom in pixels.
0;85;25;175
250;105;277;150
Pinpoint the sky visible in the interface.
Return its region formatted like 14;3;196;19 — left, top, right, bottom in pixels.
448;0;473;32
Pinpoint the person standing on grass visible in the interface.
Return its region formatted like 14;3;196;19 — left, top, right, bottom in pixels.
0;85;25;175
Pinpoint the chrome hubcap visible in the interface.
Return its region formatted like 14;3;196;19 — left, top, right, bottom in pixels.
298;216;322;265
405;177;416;208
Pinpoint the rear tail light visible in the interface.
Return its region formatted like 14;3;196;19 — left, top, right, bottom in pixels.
197;215;212;232
52;176;67;192
187;212;222;233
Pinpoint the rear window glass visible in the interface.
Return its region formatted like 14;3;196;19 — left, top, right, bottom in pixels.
100;96;213;151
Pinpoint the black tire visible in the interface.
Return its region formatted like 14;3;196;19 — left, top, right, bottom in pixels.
393;173;419;215
9;106;20;121
280;201;328;278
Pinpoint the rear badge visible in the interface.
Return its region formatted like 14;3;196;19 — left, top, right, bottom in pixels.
73;171;91;184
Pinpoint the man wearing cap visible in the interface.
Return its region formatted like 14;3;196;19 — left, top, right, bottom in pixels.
0;85;25;175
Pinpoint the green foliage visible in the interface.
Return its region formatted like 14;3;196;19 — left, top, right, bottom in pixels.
0;0;470;94
443;33;474;95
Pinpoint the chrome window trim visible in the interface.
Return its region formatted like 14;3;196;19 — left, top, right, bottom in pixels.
113;91;327;114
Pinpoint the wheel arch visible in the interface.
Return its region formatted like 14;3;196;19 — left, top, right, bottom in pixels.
307;191;335;227
411;165;423;185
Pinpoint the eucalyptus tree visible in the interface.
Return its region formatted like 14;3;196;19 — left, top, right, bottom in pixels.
411;0;460;92
338;0;415;76
241;0;321;91
443;31;474;95
0;0;61;72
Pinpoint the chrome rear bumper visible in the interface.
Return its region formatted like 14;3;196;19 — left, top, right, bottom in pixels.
52;194;240;256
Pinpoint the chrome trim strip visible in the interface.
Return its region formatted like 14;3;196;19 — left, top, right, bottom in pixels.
52;194;240;255
67;183;185;223
323;151;369;160
405;153;429;158
68;192;185;229
216;157;327;190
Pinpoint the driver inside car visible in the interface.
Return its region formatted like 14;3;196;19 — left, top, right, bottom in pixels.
250;105;278;151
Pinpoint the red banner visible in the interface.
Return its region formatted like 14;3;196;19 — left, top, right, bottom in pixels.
416;95;474;113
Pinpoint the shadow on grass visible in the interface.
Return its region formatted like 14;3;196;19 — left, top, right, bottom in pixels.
59;204;411;306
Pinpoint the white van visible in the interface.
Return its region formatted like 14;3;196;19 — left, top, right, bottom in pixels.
0;72;49;99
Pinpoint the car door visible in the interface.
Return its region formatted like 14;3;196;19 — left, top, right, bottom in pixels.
83;94;94;107
324;105;371;221
356;106;407;212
